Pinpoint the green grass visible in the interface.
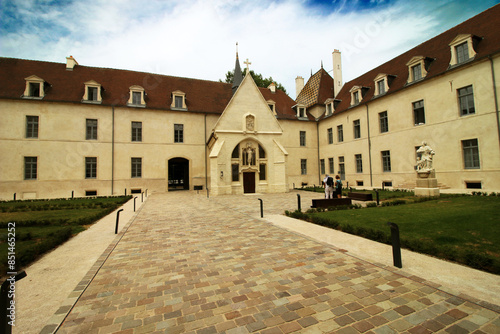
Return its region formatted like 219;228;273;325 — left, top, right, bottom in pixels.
287;196;500;274
0;196;131;278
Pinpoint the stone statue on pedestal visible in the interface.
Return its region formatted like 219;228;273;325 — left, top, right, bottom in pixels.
414;141;439;196
416;141;435;172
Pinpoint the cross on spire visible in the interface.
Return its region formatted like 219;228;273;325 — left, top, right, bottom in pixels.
244;58;252;74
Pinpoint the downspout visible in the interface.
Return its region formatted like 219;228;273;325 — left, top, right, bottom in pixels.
489;56;500;149
111;106;115;195
366;104;373;187
205;114;209;198
317;121;321;185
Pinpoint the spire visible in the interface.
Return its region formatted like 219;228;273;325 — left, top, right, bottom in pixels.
232;42;243;95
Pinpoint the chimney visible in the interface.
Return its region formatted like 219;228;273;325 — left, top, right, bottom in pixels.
295;76;304;99
332;49;343;97
66;56;78;71
268;82;276;93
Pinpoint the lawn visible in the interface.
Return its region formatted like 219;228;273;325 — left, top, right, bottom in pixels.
287;195;500;274
0;196;131;278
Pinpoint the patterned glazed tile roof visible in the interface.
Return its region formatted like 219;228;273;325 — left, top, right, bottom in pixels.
296;68;334;108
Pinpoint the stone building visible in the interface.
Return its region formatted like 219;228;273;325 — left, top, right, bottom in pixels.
0;4;499;199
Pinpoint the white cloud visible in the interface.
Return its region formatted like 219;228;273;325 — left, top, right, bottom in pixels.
0;0;496;95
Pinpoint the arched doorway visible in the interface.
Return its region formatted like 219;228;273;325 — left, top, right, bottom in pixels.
168;158;189;191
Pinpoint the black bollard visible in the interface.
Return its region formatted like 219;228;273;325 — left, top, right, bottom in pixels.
145;189;148;197
71;191;74;199
1;271;27;334
141;192;144;202
13;193;16;201
258;198;263;218
125;188;127;196
134;197;137;212
375;189;379;206
115;209;124;234
297;194;301;212
387;222;402;268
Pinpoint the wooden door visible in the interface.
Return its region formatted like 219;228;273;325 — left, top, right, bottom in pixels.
243;172;255;193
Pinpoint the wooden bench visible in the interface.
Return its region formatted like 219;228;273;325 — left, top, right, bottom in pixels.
348;192;373;201
311;198;352;208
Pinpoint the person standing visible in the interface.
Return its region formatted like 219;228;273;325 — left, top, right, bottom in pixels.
335;175;342;198
323;174;334;199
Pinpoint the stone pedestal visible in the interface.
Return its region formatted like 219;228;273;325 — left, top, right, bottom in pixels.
414;170;440;197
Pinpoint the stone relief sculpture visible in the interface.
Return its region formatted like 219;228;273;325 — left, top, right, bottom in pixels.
416;141;435;172
246;115;255;131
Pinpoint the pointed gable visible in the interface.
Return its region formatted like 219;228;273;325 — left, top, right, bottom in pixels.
213;74;283;134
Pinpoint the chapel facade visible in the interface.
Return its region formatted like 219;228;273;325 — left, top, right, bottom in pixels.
0;4;499;200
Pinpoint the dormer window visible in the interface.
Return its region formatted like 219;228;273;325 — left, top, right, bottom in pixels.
324;98;335;116
349;86;367;106
171;90;187;110
406;56;433;84
82;80;102;104
23;75;45;99
449;34;480;67
128;85;146;108
297;105;307;119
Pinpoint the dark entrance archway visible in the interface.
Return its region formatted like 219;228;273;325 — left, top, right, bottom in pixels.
168;158;189;191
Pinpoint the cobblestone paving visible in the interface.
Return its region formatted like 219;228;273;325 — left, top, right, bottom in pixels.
56;191;500;334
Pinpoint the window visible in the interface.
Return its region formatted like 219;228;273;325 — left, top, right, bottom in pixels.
86;119;98;140
232;144;240;159
338;157;345;179
355;154;363;173
326;103;333;116
300;131;306;147
320;159;325;175
174;124;184;143
259;164;266;181
353;119;361;139
85;157;97;179
298;107;306;118
259;145;266;159
26;116;39;138
327;128;333;144
132;92;142;105
456;42;469;64
328;158;334;174
377;80;386;95
300;159;307;175
465;182;481;189
353;91;359;104
412;64;422;81
449;34;479;67
88;87;98;101
382;151;391;172
413;100;425;125
337;125;343;142
379;111;389;133
24;157;37;180
128;85;145;107
458;85;475;116
232;164;239;182
462;139;480;169
29;82;41;97
175;96;183;108
131;122;142;142
131;158;142;178
171;91;187;110
82;80;102;103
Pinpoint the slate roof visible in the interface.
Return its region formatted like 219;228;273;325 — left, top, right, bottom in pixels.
331;3;500;115
0;57;297;119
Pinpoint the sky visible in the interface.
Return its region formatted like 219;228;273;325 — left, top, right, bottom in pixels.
1;0;499;96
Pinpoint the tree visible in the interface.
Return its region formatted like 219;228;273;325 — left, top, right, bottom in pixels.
221;70;287;94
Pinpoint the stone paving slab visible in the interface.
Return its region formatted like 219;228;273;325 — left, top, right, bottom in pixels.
51;191;499;333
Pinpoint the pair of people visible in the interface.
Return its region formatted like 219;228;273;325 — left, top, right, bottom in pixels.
323;174;342;199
